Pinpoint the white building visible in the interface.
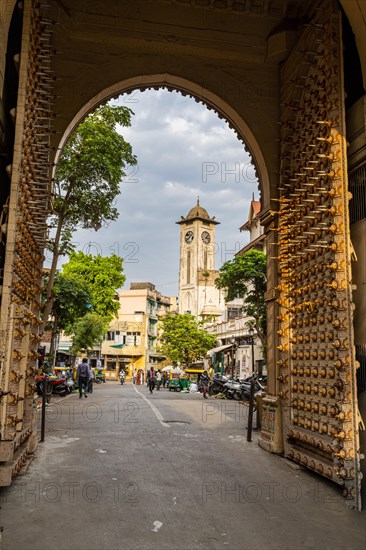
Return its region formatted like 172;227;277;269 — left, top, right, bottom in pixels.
176;199;225;319
205;196;265;378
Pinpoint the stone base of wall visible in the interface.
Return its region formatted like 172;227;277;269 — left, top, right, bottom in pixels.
258;395;284;454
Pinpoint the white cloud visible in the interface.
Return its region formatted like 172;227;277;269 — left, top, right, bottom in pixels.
62;89;259;294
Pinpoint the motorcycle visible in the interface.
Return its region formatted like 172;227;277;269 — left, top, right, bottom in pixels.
208;375;228;396
95;368;106;383
65;378;75;393
222;378;243;400
119;371;125;385
51;376;69;397
239;376;265;402
36;375;53;403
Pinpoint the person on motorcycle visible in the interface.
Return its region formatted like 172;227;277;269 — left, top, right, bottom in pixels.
119;369;125;384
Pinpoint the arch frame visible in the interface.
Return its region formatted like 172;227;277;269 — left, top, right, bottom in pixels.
53;73;270;207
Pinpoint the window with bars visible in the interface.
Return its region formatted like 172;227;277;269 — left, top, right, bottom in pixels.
227;307;242;319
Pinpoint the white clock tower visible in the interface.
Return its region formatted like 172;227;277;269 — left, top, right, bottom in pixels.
176;199;224;319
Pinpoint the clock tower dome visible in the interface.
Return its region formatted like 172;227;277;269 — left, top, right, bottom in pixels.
176;199;224;318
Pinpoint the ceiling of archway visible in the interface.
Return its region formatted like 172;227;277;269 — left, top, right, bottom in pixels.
47;0;314;202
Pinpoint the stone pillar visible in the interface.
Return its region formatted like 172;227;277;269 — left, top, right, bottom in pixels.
257;206;284;454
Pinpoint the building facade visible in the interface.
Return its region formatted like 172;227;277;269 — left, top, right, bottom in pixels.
101;283;177;380
206;197;265;377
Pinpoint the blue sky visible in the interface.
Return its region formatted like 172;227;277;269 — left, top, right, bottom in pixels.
53;89;259;296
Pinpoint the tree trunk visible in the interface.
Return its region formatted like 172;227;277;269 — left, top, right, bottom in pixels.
49;318;59;368
40;214;64;334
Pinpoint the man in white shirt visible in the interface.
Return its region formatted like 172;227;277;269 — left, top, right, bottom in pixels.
87;365;95;393
156;370;162;391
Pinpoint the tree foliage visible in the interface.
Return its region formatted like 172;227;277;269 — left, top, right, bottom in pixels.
159;313;217;365
215;249;267;347
42;103;137;331
51;272;93;333
52;104;136;236
61;251;125;320
41;272;93;362
71;313;110;355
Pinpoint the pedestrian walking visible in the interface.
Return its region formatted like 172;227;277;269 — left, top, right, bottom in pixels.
147;367;155;394
200;370;210;399
156;370;162;390
133;368;137;384
77;358;90;399
87;365;95;393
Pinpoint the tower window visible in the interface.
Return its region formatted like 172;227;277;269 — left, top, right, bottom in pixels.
187;251;191;284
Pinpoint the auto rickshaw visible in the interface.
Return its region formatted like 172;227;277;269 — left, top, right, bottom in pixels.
185;368;205;383
167;368;185;391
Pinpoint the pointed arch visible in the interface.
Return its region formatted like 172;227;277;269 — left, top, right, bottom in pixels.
54;74;270;206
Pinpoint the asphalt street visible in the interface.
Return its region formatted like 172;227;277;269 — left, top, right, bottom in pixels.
0;383;365;550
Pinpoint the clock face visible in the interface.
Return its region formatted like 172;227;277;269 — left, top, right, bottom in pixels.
185;230;194;244
201;231;211;244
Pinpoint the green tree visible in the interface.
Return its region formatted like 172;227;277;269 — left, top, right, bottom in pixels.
42;103;137;331
215;249;267;347
159;313;217;366
51;273;93;333
71;313;110;355
42;272;93;362
61;251;125;320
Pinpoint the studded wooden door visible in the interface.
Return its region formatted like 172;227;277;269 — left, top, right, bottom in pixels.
0;0;52;485
276;0;362;510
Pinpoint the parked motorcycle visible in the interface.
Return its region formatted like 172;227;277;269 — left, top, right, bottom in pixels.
36;375;53;403
65;378;75;393
222;378;243;400
51;376;69;397
239;376;265;402
208;375;228;396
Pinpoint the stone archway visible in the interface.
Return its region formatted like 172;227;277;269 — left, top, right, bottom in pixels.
0;0;365;510
54;74;271;207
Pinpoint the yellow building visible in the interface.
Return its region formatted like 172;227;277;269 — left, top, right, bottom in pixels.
101;283;177;380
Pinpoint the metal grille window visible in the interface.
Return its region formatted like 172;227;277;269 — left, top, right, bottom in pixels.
227;307;242;319
349;163;366;224
126;332;140;346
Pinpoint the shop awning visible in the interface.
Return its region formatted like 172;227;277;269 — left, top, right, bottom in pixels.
57;343;72;352
110;344;125;349
206;344;233;355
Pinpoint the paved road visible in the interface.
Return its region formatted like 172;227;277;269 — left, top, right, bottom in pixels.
1;383;365;550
